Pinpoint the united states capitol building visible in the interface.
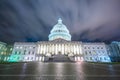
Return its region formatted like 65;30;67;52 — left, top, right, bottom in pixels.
2;18;119;63
3;18;110;62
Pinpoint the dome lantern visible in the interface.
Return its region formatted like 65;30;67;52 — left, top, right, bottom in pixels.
58;18;62;24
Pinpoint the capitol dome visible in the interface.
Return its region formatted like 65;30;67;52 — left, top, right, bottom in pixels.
48;18;71;41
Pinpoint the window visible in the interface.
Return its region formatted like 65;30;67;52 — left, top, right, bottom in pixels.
89;51;91;54
28;52;30;54
19;51;21;55
27;57;29;60
90;57;92;60
85;51;87;55
88;47;90;49
104;57;106;60
24;50;26;55
100;57;102;60
32;52;34;55
15;51;17;55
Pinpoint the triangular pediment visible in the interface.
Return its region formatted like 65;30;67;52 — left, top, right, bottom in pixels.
50;38;69;42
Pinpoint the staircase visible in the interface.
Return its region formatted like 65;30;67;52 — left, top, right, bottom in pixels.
47;54;72;62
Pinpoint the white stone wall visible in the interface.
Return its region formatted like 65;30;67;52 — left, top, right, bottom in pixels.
10;41;111;62
10;42;37;62
82;42;111;62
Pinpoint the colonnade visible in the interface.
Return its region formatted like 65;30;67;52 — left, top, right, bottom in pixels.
37;42;82;56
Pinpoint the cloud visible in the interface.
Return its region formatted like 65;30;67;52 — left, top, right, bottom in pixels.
0;0;120;43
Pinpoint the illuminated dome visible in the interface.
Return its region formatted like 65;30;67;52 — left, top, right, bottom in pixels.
48;18;71;41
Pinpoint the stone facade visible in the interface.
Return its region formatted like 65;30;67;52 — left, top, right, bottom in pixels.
9;42;37;62
82;42;111;62
0;18;112;62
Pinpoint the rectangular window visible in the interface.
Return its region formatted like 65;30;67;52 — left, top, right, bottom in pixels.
19;52;21;54
104;57;106;60
29;52;30;54
90;57;92;60
15;51;17;55
89;51;91;54
85;51;87;55
32;51;34;54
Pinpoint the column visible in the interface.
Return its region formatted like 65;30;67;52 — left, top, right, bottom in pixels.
62;44;64;55
64;44;65;55
49;44;51;54
37;45;40;54
73;45;75;55
51;44;54;54
56;44;58;54
40;44;42;54
77;45;79;55
46;44;47;54
54;44;55;54
79;44;82;54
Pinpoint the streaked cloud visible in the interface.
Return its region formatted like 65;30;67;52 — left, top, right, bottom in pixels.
0;0;120;43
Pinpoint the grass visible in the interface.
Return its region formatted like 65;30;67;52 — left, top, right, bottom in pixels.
0;61;27;64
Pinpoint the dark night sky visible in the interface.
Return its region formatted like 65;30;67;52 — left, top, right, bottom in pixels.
0;0;120;43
